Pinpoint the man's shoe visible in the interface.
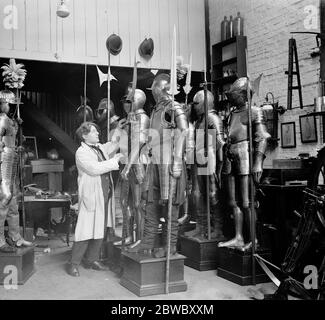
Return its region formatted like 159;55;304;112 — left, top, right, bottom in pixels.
83;260;110;271
0;244;17;253
66;263;80;277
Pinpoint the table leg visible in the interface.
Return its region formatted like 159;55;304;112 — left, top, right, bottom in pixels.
66;209;71;247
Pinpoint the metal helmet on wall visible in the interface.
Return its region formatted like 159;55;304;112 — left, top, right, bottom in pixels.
151;73;170;104
95;98;115;123
106;34;123;56
193;90;215;116
138;38;154;61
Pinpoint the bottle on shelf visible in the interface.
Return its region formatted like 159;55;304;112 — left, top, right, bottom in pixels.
227;15;234;39
234;12;244;36
221;16;229;41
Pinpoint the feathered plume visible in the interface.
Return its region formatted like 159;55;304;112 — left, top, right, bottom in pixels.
1;58;27;89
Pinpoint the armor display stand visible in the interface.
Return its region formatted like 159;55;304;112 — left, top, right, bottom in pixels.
120;27;187;296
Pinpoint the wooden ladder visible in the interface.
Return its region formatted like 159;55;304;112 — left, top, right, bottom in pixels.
286;38;303;109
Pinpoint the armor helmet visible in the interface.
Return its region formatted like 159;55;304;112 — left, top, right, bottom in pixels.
151;73;170;104
138;38;154;61
193;90;214;116
226;77;254;106
95;98;115;123
0;89;15;104
106;34;123;56
132;89;146;111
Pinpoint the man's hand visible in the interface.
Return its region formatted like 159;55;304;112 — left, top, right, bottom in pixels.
113;153;125;163
120;166;129;181
117;118;127;129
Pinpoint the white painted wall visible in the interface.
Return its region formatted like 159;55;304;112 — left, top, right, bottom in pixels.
0;0;206;71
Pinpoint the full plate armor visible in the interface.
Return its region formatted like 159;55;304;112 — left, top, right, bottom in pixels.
0;100;32;251
128;73;189;257
185;90;226;240
219;77;270;250
118;89;150;246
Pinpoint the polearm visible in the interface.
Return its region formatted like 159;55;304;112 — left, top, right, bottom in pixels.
107;52;111;142
165;25;179;294
83;64;87;122
202;57;211;240
245;48;256;285
182;54;192;221
16;90;26;238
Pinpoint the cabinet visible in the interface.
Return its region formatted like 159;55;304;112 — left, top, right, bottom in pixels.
212;36;247;109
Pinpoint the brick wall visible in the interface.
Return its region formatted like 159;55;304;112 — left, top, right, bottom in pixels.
209;0;321;168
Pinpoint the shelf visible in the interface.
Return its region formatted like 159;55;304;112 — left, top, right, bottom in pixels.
213;75;238;85
213;57;237;68
212;36;241;48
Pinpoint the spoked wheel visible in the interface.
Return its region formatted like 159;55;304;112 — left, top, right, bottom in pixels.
308;150;325;229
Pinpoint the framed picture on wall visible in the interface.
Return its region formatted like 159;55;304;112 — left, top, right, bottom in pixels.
299;114;317;143
281;122;296;148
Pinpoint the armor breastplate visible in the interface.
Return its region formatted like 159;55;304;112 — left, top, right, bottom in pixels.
0;114;18;148
228;108;249;144
148;101;174;165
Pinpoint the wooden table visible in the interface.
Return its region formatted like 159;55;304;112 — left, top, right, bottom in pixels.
19;196;72;246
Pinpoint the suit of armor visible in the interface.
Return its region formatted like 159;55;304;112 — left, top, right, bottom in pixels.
0;100;32;252
128;74;189;257
185;90;225;240
219;78;270;250
117;89;149;246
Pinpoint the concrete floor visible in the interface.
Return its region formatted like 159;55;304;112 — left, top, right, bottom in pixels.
0;235;279;300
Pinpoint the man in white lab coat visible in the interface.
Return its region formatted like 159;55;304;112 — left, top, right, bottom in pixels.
67;121;125;277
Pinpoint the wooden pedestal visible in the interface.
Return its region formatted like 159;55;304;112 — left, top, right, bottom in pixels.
179;235;220;271
0;247;35;285
120;251;187;297
217;247;271;286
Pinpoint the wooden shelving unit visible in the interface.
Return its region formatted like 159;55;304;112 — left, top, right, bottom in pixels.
212;36;247;109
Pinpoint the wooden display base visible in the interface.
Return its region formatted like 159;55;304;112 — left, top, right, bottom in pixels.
217;247;271;286
0;247;35;285
120;251;187;297
179;235;221;271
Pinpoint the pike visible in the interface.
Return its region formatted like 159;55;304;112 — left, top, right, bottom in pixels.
121;53;140;246
245;48;256;285
201;55;211;240
165;25;179;294
183;53;192;107
182;53;192;222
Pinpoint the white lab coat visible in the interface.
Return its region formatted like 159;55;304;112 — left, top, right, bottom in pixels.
74;141;119;242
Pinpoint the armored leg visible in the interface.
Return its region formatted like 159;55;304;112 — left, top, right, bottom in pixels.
218;174;245;248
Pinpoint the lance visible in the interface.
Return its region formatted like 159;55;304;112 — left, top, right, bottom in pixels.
245;48;257;285
165;25;179;294
107;53;111;141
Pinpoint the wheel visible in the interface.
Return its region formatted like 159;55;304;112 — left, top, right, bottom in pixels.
308;149;325;229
